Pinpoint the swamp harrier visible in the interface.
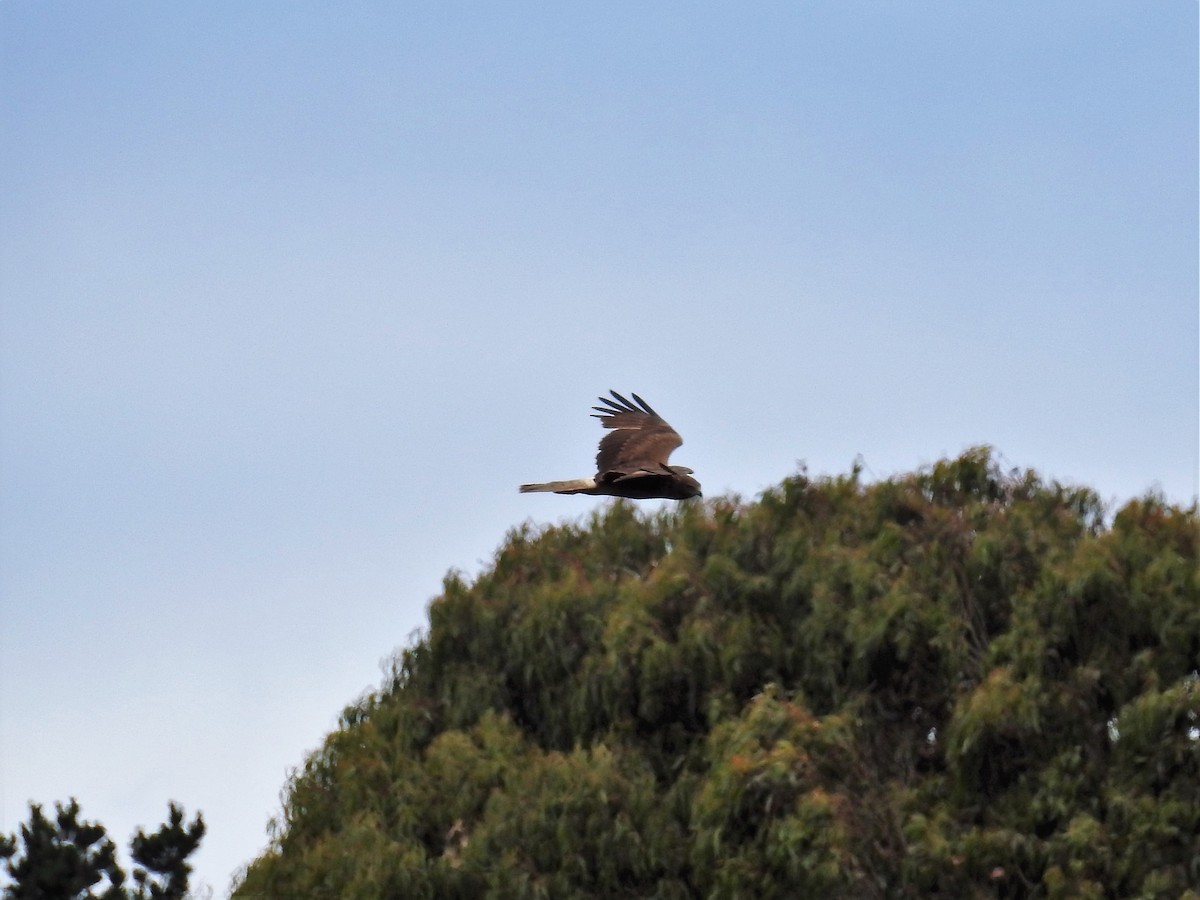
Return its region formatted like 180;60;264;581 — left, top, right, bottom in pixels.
519;391;702;500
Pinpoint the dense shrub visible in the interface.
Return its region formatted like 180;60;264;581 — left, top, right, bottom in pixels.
234;450;1199;899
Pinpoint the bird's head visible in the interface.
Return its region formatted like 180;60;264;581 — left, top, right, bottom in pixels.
668;466;703;499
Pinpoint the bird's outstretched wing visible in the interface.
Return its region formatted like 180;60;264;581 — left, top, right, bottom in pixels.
591;390;683;475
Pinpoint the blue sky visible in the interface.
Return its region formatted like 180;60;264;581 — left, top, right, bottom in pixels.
1;3;1195;895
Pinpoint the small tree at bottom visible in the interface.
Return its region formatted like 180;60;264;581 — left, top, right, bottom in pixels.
0;799;205;900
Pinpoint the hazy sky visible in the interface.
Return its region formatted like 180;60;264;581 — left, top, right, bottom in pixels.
2;3;1195;895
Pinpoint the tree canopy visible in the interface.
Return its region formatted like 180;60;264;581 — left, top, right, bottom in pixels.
233;449;1199;899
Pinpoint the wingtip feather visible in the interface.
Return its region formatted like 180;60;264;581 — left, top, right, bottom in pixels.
630;392;657;416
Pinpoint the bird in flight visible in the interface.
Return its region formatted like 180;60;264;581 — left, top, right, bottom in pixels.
520;390;702;500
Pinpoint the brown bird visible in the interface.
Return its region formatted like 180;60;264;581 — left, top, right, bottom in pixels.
520;391;702;500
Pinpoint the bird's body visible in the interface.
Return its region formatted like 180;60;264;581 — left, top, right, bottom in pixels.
520;391;702;500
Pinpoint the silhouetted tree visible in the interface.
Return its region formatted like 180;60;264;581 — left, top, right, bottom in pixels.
128;804;206;900
0;800;204;900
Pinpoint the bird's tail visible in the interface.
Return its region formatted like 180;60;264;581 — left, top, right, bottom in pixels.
519;478;597;494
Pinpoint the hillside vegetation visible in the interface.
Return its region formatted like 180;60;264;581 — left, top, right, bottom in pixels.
233;449;1198;899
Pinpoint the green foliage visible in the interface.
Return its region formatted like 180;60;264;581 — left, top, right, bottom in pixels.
232;449;1200;899
0;800;204;900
